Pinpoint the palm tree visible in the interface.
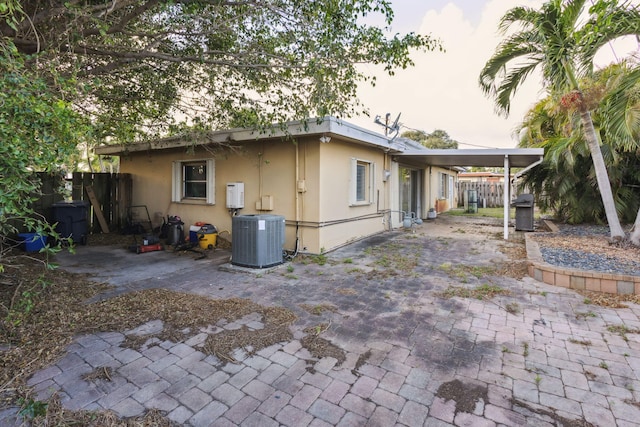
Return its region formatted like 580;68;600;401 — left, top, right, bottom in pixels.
479;0;640;241
516;64;640;226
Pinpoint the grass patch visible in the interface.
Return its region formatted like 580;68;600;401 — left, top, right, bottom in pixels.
437;263;497;281
439;284;510;300
297;253;328;266
442;208;515;219
607;324;640;341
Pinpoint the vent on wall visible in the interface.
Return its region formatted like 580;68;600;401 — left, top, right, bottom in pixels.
232;215;285;268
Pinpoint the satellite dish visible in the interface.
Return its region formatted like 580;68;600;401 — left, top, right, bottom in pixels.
391;113;401;133
373;112;402;140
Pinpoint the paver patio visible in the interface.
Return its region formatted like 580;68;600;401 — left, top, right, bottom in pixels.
3;215;640;426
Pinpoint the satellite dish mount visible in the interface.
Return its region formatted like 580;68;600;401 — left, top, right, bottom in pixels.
374;112;401;140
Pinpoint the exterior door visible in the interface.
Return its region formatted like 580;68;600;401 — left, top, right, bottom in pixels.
399;167;421;220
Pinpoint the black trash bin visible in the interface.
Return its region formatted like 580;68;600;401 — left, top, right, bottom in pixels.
511;194;534;231
52;200;90;244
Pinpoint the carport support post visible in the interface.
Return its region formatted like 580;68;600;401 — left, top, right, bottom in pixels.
503;155;510;240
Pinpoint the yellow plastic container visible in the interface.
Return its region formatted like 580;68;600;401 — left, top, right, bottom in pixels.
197;224;218;249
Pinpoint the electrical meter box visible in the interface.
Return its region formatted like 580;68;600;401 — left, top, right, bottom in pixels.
226;182;245;209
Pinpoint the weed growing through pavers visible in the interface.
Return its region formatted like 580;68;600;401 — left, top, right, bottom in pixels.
82;367;114;382
346;267;364;274
343;258;353;264
607;324;640;341
523;342;529;357
437;264;498;282
505;302;520;314
534;374;542;387
599;361;609;370
528;290;548;297
297;253;328;266
568;338;592;346
575;311;597;320
336;288;357;296
439;283;510;300
502;346;511;353
287;265;295;273
300;303;338;316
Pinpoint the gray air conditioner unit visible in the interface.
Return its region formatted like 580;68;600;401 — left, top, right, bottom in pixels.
232;214;285;268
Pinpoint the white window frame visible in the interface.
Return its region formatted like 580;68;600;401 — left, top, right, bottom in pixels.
172;158;215;204
349;158;375;206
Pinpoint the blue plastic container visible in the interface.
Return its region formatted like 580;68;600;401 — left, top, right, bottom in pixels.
18;233;47;253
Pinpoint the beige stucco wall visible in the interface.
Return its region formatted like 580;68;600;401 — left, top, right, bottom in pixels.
424;166;458;214
118;136;391;254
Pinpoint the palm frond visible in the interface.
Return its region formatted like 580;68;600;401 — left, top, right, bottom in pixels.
600;66;640;151
576;5;640;74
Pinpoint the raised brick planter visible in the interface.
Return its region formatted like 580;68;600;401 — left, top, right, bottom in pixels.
525;234;640;295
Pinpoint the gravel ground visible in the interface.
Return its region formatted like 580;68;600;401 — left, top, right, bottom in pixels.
536;222;640;277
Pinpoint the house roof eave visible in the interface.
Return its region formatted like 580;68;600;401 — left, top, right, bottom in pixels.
95;116;407;156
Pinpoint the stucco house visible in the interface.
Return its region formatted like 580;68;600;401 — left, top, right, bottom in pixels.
96;117;542;254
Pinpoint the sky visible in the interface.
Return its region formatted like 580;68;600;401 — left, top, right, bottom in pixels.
351;0;640;149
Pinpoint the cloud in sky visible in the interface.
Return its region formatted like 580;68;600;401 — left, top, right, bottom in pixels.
351;0;639;149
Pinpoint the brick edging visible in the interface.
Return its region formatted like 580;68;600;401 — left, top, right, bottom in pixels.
524;234;640;295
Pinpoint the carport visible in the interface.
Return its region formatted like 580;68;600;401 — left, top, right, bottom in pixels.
394;148;544;240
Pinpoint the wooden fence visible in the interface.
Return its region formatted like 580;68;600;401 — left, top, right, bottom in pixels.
457;181;506;208
34;172;132;233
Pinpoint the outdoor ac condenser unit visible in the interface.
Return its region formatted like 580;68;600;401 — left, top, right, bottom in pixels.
232;214;285;268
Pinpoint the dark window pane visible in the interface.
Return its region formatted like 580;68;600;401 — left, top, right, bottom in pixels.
185;182;206;198
185;164;206;180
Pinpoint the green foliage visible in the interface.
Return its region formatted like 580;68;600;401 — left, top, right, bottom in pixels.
3;1;440;146
480;0;640;115
18;398;48;420
482;0;640;235
401;129;459;148
517;63;640;224
0;44;84;269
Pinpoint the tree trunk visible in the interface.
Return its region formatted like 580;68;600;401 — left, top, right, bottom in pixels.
578;108;626;241
631;207;640;246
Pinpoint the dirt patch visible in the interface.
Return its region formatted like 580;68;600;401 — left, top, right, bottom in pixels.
204;322;293;364
436;379;488;414
511;398;594;427
300;324;346;366
497;240;529;278
352;349;372;375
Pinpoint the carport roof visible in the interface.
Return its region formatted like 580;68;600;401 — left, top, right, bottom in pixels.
395;148;544;168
